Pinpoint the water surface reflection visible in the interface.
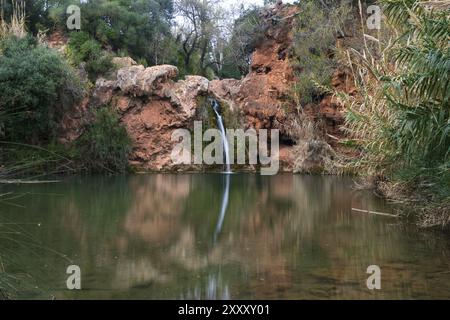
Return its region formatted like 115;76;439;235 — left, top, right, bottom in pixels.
0;174;449;299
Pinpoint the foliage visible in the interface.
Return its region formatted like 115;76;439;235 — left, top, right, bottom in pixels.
0;0;26;39
51;0;175;65
75;107;131;173
66;31;113;81
219;6;264;78
174;0;226;78
0;142;78;179
1;0;266;80
342;0;450;226
1;0;177;66
0;35;82;144
291;0;353;106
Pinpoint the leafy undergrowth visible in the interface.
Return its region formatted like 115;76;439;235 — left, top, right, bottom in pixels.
338;0;450;229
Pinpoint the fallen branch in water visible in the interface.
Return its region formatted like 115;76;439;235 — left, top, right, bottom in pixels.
351;207;399;218
0;179;59;184
326;133;340;141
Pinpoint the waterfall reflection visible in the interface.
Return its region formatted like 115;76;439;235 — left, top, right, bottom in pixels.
213;173;230;242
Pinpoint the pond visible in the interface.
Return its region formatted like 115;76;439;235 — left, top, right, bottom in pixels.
0;174;449;299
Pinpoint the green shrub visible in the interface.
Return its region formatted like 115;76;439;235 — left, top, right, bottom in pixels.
291;0;352;105
67;31;114;81
76;107;131;173
0;35;82;144
342;0;450;226
220;7;264;78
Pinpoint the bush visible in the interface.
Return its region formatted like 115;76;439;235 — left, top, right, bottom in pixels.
0;35;82;144
76;107;131;173
66;31;114;81
342;0;450;226
220;7;264;78
291;0;352;105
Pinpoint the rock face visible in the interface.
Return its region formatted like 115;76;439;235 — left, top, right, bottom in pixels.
93;65;209;171
209;5;300;171
59;63;210;171
116;64;179;97
208;4;355;171
59;4;349;173
210;6;299;127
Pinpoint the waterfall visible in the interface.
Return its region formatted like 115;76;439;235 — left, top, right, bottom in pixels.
211;99;231;173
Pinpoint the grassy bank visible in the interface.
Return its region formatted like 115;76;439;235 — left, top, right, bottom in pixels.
337;0;450;229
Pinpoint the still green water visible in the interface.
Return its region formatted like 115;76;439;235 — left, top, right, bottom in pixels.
0;174;449;299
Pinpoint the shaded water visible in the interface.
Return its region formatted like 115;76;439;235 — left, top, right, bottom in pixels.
0;174;449;299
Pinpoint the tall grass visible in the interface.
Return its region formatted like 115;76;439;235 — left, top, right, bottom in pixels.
338;0;450;227
0;214;49;299
0;190;70;299
0;1;82;181
0;0;26;40
0;142;78;181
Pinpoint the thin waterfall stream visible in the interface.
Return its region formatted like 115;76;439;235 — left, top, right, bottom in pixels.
211;99;231;173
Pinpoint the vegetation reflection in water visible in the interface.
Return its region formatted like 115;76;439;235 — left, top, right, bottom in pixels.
0;174;449;299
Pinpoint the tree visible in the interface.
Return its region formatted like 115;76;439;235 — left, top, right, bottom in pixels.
174;0;225;77
291;0;353;105
1;0;177;66
219;5;263;78
0;35;82;143
66;31;113;81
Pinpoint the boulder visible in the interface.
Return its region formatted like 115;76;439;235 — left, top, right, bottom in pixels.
293;140;335;174
112;56;137;68
92;78;117;106
168;75;209;118
116;65;145;95
117;64;178;96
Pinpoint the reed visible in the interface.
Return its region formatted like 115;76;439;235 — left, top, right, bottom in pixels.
337;0;450;227
0;0;26;40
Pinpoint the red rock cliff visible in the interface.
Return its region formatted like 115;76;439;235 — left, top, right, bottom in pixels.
59;4;350;173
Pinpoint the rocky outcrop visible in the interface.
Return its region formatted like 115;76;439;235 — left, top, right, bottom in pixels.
59;63;210;171
112;56;138;68
59;3;350;173
116;64;179;97
210;5;298;129
58;5;301;172
209;5;300;171
208;4;356;171
92;65;209;171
